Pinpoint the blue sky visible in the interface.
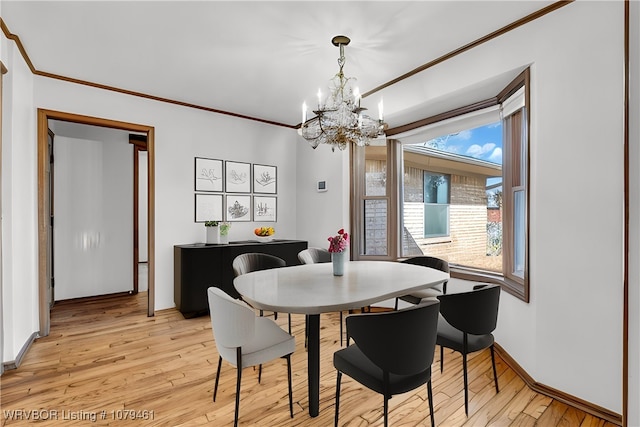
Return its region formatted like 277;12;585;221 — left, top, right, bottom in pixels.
426;121;503;165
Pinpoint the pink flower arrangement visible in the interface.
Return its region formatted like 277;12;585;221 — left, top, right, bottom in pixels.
328;229;349;253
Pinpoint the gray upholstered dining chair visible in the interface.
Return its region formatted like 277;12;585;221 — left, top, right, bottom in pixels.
207;287;294;427
297;247;331;264
436;284;500;416
333;300;440;427
394;256;450;310
232;252;290;332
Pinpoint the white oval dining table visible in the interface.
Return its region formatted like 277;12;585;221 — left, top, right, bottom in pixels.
233;260;449;417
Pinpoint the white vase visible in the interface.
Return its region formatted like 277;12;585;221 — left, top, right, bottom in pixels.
220;232;229;244
332;252;345;276
219;224;231;244
206;226;219;244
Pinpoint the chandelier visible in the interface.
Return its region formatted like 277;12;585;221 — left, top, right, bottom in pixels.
299;35;387;152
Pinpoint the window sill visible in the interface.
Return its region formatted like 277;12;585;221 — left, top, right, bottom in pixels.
421;236;452;245
450;265;528;302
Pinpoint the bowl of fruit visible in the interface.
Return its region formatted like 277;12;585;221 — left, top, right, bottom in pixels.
254;226;275;242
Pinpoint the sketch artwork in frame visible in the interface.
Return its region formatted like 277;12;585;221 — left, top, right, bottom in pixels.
254;196;277;222
194;194;223;223
253;164;277;194
195;157;224;192
225;195;251;222
225;161;251;193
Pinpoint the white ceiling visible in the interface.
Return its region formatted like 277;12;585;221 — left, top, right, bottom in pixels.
2;1;554;129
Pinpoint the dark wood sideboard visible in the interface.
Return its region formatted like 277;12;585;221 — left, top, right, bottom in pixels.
174;239;308;317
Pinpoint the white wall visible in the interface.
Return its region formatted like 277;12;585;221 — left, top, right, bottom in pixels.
139;151;148;265
295;141;350;250
0;29;298;362
33;76;299;314
51;125;133;300
1;35;39;362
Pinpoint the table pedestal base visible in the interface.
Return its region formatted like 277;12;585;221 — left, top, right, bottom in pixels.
307;314;320;417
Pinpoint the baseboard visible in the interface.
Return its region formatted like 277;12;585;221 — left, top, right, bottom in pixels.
494;343;622;426
2;331;38;373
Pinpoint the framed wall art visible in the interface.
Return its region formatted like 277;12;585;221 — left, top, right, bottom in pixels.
253;196;277;222
225;161;251;193
253;164;277;194
225;195;251;222
195;157;224;192
194;194;223;223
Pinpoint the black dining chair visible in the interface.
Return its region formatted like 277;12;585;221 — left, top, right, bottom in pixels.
232;253;289;331
333;300;440;427
394;256;450;310
436;284;501;415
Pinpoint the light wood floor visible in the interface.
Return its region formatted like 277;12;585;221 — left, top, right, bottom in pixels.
1;292;615;426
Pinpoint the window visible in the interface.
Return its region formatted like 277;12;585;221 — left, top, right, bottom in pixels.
501;95;528;286
423;172;450;237
402;122;502;272
363;148;388;255
351;68;530;301
351;142;401;260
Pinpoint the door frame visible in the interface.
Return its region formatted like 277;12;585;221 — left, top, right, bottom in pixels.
37;109;156;336
130;134;148;294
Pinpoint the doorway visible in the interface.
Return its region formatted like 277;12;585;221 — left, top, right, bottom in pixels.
37;109;155;337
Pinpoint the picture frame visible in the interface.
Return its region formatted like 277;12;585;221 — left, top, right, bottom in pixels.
253;196;277;222
225;161;251;193
225;195;251;221
195;157;224;192
194;193;223;223
253;164;277;194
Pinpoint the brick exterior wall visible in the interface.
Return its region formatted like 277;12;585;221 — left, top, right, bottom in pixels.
404;174;501;270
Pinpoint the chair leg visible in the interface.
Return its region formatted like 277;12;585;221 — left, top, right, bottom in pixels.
286;354;293;418
288;313;292;334
258;364;262;383
213;355;222;402
443;281;447;294
305;315;308;348
490;345;499;393
340;312;343;346
383;396;389;427
234;348;242;427
394;297;399;311
334;371;342;427
440;346;444;373
427;378;435;427
462;352;469;416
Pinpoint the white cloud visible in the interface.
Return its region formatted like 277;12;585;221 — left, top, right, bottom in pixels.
465;142;496;158
488;147;502;163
